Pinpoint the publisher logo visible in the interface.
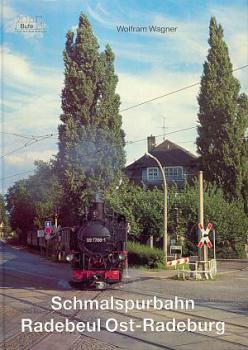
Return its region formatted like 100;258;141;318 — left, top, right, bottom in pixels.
15;16;46;33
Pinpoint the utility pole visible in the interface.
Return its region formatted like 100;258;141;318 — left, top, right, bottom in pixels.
55;213;58;228
198;171;208;262
146;152;168;263
54;207;58;228
213;229;216;261
149;235;154;248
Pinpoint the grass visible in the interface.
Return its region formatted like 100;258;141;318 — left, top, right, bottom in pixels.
127;241;166;269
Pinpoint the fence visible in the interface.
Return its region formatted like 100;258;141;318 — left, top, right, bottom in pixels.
177;259;217;280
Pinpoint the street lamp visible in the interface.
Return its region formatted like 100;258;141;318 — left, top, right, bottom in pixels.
145;152;168;263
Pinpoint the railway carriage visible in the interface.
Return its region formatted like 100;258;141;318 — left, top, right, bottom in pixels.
26;197;128;289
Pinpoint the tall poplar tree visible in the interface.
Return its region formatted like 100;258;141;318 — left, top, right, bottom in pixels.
57;14;125;224
238;93;248;212
196;17;248;204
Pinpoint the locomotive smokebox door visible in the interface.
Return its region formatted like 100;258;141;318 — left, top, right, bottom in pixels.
77;222;112;255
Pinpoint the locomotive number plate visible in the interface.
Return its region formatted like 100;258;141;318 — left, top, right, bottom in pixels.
86;237;107;243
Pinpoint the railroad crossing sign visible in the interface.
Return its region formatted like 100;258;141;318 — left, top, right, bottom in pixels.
44;220;53;237
198;223;213;249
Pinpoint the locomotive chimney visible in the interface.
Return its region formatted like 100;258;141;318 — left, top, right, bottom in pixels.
95;192;104;220
147;135;156;152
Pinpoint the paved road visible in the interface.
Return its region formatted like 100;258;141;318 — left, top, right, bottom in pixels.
0;241;248;350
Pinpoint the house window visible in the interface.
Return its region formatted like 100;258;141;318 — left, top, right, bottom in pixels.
164;166;183;180
146;166;184;182
147;167;159;181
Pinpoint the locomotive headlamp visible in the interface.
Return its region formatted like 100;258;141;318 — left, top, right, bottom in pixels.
66;254;74;262
118;253;126;261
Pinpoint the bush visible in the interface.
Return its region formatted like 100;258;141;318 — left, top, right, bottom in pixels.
127;241;165;268
106;178;248;259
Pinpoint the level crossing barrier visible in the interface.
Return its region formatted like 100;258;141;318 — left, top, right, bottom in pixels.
177;259;217;280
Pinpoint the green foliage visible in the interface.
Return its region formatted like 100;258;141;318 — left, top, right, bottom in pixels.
170;182;248;258
0;194;7;224
57;13;125;224
6;161;63;240
127;241;165;268
106;178;248;258
0;194;11;235
105;178;164;243
6;180;35;243
196;17;248;207
27;160;63;227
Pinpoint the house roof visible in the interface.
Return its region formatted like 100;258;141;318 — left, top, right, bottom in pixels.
126;139;198;170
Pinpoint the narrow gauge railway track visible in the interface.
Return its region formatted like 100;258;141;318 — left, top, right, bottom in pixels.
3;266;247;316
112;282;248;316
0;289;175;350
109;287;248;329
0;288;103;350
102;308;248;349
1;287;248;350
1;268;248;349
101;293;248;349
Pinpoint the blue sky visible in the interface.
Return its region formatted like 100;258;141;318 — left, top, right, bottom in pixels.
1;0;248;192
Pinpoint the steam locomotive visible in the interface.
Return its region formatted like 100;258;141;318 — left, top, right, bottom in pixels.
27;197;128;289
67;197;128;289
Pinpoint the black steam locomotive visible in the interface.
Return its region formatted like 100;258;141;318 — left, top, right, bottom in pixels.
27;197;128;289
67;198;128;289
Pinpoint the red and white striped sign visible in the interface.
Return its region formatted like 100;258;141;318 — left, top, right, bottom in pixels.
167;257;189;266
44;226;52;235
198;223;213;249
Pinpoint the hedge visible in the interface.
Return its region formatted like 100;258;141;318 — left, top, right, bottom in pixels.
127;241;165;268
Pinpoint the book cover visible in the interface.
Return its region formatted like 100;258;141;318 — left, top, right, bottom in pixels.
1;1;248;349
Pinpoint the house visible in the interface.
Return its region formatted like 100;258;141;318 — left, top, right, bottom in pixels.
126;135;198;186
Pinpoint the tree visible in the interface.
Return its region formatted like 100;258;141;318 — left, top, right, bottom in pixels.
105;178;248;258
0;194;10;235
196;17;247;204
27;160;63;227
238;93;248;212
169;182;248;258
0;194;7;224
57;14;125;224
6;180;35;243
6;161;63;241
104;178;164;244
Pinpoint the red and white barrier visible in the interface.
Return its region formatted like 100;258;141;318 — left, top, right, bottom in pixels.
167;257;189;267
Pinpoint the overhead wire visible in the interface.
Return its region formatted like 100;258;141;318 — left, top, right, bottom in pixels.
2;63;247;143
1;134;56;159
0;131;58;139
0;170;35;181
126;126;196;145
0;132;36;140
1;63;247;151
2;64;247;182
120;64;248;113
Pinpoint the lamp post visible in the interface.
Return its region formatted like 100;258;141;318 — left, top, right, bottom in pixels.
146;152;168;263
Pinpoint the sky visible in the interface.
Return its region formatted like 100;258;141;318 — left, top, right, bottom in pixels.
1;0;248;193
